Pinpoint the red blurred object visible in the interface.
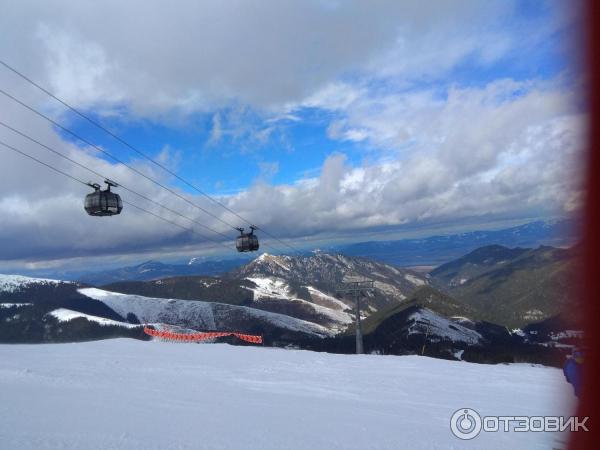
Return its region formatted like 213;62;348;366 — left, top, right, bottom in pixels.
570;1;599;447
143;326;263;344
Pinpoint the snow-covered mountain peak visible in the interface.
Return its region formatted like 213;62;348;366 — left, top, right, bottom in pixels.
229;252;429;314
0;274;72;293
244;252;293;273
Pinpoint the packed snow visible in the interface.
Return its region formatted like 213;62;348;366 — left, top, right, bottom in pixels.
404;273;427;286
551;330;584;340
79;287;331;336
305;285;349;310
0;274;70;293
408;308;483;345
0;339;576;449
0;303;32;309
373;280;406;300
48;308;141;328
511;328;527;337
246;276;294;300
451;316;475;326
245;277;352;331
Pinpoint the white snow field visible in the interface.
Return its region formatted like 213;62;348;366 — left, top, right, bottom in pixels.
79;287;331;337
0;340;576;450
48;308;141;328
0;274;72;293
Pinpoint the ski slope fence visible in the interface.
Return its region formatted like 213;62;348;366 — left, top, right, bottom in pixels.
143;327;263;344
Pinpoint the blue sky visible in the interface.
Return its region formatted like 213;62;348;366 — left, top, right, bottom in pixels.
54;0;575;195
0;0;585;271
59;98;372;195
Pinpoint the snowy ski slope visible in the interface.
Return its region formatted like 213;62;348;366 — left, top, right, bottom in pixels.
0;339;576;450
79;287;331;336
48;308;142;328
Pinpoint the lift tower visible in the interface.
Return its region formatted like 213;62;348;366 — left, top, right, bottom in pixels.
337;278;375;354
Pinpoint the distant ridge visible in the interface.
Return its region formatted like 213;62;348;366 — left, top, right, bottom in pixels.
333;218;577;266
27;218;576;284
430;244;580;327
76;258;252;286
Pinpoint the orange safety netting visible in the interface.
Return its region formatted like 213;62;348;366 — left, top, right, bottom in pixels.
143;327;263;344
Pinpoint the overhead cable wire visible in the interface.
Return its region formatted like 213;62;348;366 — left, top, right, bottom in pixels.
0;59;303;255
0;138;88;187
0;139;235;253
0;87;237;231
0;87;287;254
0;119;235;249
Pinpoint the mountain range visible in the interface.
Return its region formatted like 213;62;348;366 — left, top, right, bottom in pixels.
333;218;577;266
430;244;580;327
0;243;582;366
75;258;253;286
100;252;430;334
15;218;576;285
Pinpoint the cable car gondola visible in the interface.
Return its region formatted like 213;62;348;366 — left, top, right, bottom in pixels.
84;179;123;216
236;226;259;252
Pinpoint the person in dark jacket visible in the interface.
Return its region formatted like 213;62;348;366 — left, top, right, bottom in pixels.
563;349;583;398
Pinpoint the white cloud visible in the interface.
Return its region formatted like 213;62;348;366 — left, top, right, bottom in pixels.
38;25;125;109
221;78;584;237
0;0;555;117
0;0;584;270
208;113;222;144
